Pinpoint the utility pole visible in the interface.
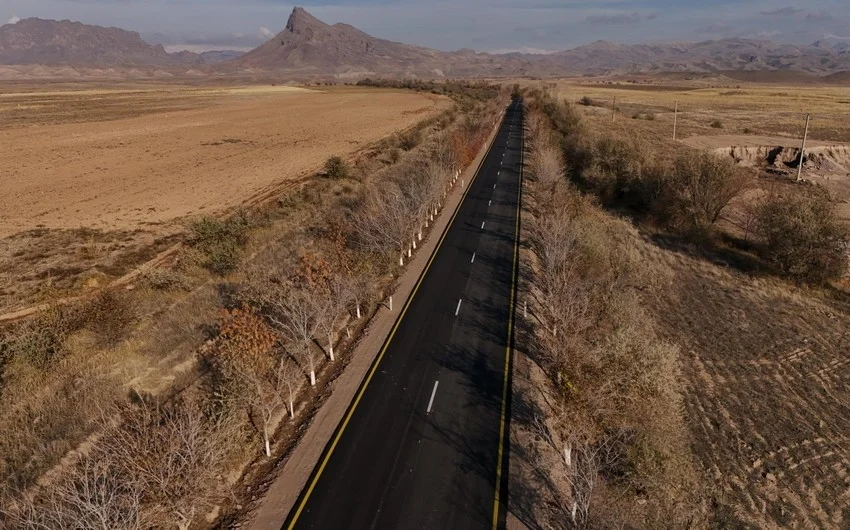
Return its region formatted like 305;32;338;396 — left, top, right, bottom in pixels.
612;97;616;123
673;100;679;141
797;113;810;182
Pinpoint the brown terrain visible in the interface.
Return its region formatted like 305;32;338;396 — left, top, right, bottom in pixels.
0;85;448;314
545;78;850;527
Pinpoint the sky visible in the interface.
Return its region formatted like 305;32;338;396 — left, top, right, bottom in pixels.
3;0;850;53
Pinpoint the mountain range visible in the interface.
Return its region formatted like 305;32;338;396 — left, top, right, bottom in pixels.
1;7;849;77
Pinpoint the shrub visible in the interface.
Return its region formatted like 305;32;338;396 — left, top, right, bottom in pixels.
710;119;724;129
743;127;752;134
324;156;349;179
667;150;750;233
398;129;421;151
580;96;593;106
188;213;252;275
755;190;849;283
85;290;136;346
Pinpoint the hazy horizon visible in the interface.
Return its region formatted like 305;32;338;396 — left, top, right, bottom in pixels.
3;0;850;54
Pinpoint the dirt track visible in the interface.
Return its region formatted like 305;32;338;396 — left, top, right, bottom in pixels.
0;86;447;237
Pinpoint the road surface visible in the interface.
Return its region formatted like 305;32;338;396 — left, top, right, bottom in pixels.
285;100;523;530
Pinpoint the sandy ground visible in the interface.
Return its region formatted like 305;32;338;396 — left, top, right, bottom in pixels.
681;134;843;150
0;86;447;237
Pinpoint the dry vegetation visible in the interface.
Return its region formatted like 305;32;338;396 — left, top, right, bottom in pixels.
0;84;448;315
516;80;850;528
513;98;701;529
0;81;506;527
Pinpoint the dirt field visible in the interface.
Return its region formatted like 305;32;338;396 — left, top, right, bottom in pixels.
0;85;447;236
551;81;850;144
0;84;448;314
643;239;850;528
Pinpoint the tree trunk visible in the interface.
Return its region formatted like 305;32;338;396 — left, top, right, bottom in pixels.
310;369;316;386
289;398;295;418
399;253;404;266
356;301;361;319
328;334;335;361
264;422;271;457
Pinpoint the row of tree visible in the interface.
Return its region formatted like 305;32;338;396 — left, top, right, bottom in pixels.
4;92;507;529
530;89;849;284
523;100;699;528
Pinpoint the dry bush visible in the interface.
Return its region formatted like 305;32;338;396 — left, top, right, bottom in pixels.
84;290;136;346
667;150;751;233
323;156;349;180
524;100;700;528
755;189;849;283
187;212;252;275
141;268;192;292
96;398;238;530
10;454;143;530
0;357;121;503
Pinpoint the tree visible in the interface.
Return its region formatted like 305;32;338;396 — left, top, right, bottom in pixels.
755;189;849;283
314;273;353;362
670;150;750;232
352;181;415;266
265;286;322;386
98;399;232;530
13;455;143;530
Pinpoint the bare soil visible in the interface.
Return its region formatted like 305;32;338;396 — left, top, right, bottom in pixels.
0;85;448;314
643;237;850;528
0;86;445;236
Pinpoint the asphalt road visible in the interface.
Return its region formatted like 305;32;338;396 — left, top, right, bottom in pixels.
285;100;523;530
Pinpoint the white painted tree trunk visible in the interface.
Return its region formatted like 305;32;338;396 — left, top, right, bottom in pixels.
346;327;351;339
328;335;335;361
417;228;423;241
356;302;361;319
310;369;316;386
399;254;404;266
289;398;295;418
564;442;572;467
263;423;271;457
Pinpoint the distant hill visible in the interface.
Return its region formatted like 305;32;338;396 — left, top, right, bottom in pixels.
1;9;849;79
544;38;850;74
199;50;244;64
228;7;537;77
0;18;202;66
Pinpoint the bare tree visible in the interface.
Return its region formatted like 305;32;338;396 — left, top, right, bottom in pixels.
278;357;302;419
530;142;566;189
352;181;416;266
12;455;143;530
265;286;322;386
315;273;353;362
97;399;232;530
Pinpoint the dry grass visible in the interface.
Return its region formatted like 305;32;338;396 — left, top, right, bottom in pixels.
553;81;850;144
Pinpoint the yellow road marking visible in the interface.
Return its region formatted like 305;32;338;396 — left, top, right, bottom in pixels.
285;108;506;530
492;105;522;530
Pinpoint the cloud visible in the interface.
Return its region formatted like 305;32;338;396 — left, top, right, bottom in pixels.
806;11;832;22
755;30;782;38
760;7;802;16
258;26;273;38
697;22;731;34
585;12;649;26
7;15;20;24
